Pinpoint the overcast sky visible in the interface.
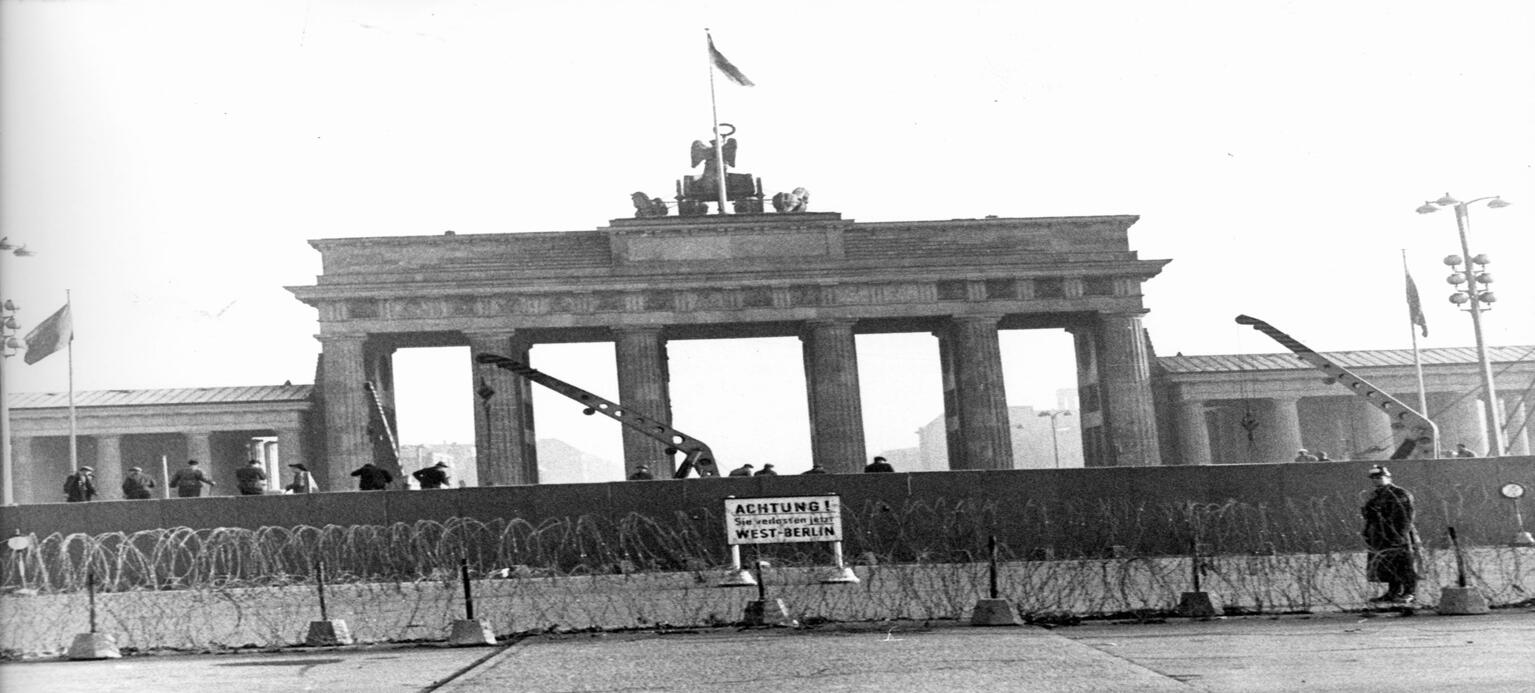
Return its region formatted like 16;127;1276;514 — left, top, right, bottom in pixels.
3;0;1531;476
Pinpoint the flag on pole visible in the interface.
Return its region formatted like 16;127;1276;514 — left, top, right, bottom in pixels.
708;35;754;87
1404;267;1428;338
23;303;72;365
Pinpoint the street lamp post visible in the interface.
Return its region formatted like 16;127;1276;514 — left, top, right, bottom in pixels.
1037;409;1072;468
1416;193;1510;457
0;237;37;505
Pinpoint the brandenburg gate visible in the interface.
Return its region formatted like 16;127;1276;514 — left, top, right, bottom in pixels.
288;211;1169;490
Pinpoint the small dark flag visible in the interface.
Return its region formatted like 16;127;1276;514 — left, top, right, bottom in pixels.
23;303;72;365
708;36;754;87
1404;268;1428;338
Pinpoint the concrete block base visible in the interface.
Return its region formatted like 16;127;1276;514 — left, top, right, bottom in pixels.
1176;591;1221;618
1436;587;1490;615
448;618;497;646
717;569;758;588
969;598;1022;626
742;599;798;628
66;632;121;660
305;619;354;647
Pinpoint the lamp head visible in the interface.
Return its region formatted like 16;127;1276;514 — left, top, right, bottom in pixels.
1486;197;1511;209
1471;254;1490;265
1415;202;1439;215
1434;193;1460;206
1443;254;1463;267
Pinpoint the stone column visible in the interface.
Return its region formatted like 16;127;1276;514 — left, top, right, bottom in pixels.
263;440;281;491
801;320;867;473
1067;327;1108;467
614;327;675;477
468;332;537;486
1252;396;1302;463
1097;312;1162;466
935;329;963;469
362;342;403;481
320;334;371;492
277;427;308;490
95;435;124;501
11;437;33;504
1502;396;1530;456
1431;392;1487;457
945;316;1013;470
1174;399;1212;465
1349;402;1396;459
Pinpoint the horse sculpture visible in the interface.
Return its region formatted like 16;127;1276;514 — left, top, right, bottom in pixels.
772;187;810;213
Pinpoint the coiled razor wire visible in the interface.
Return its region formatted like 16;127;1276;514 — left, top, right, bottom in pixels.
1;495;1529;657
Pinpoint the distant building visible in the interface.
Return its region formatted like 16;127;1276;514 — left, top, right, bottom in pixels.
916;404;1085;470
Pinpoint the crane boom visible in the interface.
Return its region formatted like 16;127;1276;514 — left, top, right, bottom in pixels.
1234;314;1438;459
474;352;720;478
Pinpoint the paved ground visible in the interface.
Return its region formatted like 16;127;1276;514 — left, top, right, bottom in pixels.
3;608;1532;692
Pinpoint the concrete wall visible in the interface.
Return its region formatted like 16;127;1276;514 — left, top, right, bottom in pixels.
3;457;1530;558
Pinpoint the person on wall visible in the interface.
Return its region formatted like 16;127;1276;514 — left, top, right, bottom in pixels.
863;456;895;473
169;459;216;498
235;459;268;495
285;463;318;493
63;466;96;503
121;466;157;500
351;462;394;490
412;461;451;489
1361;465;1420;604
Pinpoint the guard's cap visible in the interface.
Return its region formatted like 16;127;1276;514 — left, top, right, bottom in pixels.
1368;465;1391;478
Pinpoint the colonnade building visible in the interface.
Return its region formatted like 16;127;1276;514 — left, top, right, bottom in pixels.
1157;346;1534;464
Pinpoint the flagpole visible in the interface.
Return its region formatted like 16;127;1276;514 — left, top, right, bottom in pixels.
66;291;77;472
706;30;729;214
1402;250;1434;457
0;332;10;505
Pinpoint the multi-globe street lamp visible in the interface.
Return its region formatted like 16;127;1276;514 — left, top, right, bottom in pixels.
1;237;37;505
1415;193;1510;457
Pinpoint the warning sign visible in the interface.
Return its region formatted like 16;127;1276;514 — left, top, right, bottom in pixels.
724;495;842;545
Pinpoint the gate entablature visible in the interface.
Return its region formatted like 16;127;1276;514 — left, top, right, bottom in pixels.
290;214;1165;334
289;212;1169;487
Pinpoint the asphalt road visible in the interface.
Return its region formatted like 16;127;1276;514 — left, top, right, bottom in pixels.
3;609;1532;692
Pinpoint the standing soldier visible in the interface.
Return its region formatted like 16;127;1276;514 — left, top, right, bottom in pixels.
1361;465;1420;604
